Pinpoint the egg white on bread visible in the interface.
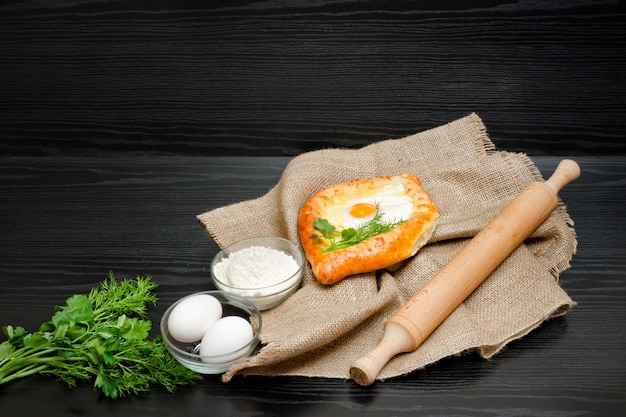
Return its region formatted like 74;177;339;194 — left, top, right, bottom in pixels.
298;174;439;285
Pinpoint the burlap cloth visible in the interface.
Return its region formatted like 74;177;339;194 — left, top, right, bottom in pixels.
197;113;577;383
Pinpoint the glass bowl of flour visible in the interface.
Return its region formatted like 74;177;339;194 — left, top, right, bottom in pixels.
210;236;305;311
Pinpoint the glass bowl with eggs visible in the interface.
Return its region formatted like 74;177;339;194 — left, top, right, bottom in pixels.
210;236;305;311
160;290;261;374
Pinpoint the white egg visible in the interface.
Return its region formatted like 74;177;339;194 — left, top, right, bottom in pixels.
199;316;254;363
167;294;223;343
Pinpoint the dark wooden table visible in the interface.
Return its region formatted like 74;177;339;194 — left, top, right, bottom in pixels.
1;1;625;416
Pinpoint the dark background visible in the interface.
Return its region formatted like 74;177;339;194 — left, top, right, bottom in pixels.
1;1;625;416
1;0;625;157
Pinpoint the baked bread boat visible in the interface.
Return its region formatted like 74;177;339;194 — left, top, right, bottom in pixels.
298;174;439;285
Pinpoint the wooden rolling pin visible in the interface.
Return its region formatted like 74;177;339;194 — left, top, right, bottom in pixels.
349;159;581;386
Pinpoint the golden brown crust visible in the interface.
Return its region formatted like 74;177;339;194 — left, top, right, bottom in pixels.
298;174;439;285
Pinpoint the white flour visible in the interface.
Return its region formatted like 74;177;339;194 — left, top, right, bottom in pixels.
213;245;300;291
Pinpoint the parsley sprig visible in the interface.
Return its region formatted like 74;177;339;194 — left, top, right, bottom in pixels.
0;272;201;398
312;206;404;253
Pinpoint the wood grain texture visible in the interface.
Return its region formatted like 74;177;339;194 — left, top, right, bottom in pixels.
0;155;625;416
1;0;625;156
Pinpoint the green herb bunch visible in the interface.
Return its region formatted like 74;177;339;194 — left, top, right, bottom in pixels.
312;206;404;253
0;272;201;398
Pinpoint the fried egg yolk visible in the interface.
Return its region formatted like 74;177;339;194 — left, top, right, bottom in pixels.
348;202;377;220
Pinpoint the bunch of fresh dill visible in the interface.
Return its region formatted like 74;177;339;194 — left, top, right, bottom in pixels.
0;272;201;398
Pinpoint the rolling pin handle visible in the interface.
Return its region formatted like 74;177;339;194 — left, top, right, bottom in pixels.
349;322;416;386
545;159;580;193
